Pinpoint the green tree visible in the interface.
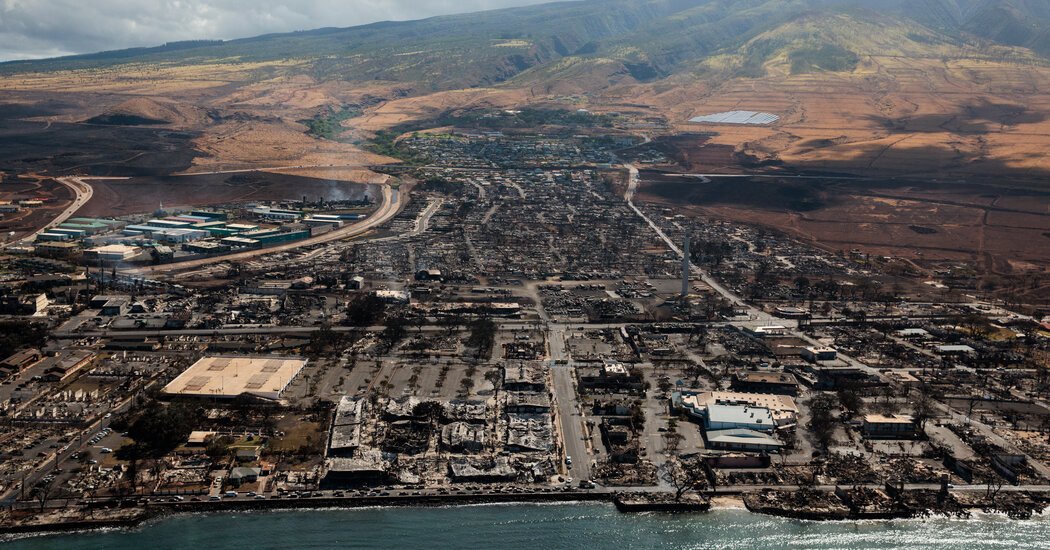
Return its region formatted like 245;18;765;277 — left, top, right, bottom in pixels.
808;394;837;450
119;402;201;460
346;294;386;327
467;317;497;359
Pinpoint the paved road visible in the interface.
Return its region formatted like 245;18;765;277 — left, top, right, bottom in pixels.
4;175;102;248
0;395;137;505
125;184;402;275
369;198;444;243
547;324;592;483
622;163;778;322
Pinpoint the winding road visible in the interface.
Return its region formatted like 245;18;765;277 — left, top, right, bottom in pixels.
4;176;103;248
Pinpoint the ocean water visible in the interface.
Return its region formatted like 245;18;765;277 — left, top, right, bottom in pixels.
4;504;1050;549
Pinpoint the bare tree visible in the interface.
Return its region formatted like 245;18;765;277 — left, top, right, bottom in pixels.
663;431;684;454
984;473;1004;503
913;383;935;433
34;476;58;512
147;459;169;493
484;369;502;397
660;430;705;501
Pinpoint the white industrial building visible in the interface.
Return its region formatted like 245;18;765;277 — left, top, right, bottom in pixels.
152;228;208;243
674;390;798;432
85;244;143;261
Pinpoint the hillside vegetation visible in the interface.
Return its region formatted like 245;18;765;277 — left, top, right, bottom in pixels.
3;0;1050;91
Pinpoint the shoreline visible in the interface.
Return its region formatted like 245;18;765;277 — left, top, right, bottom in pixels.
4;489;1050;539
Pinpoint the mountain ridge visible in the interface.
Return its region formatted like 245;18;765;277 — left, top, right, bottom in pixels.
3;0;1049;92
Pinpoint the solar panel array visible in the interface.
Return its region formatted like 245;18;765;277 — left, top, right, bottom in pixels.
163;356;308;398
689;111;780;125
244;373;272;390
183;375;211;392
207;357;232;371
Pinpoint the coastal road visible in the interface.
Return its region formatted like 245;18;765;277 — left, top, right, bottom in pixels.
124;184;402;275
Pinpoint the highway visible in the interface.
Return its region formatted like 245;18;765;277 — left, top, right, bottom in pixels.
124;184;403;275
174;163;397;177
4;175;104;248
622;163;777;322
369;197;444;244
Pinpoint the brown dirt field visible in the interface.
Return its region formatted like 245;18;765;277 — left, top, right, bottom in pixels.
183;118;386;173
0;177;73;239
350;87;532;132
608;56;1050;185
638;170;1050;282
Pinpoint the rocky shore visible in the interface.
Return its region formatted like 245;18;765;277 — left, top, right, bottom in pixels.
743;487;1050;521
4;487;1050;538
613;493;711;512
0;491;609;536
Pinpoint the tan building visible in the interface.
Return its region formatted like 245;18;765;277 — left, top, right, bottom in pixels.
162;355;307;400
85;244;142;262
730;371;800;395
36;241;80;259
863;414;918;439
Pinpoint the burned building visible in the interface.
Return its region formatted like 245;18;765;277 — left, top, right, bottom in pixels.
730;371;800;396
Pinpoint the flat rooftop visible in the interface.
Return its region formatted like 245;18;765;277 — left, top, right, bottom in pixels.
162;355;307;400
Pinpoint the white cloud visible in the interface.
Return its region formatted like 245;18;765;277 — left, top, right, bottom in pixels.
0;0;552;61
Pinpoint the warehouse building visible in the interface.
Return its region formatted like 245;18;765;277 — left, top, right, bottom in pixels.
35;241;80;258
801;346;838;362
152;228;208;243
36;232;72;242
85;244;143;262
49;228;86;239
225;224;259;232
304;217;343;228
145;219;191;229
862;414;918;439
249;206;302;220
221;236;260;248
730;372;800;396
162;355;308;400
59;222;108;235
191;210;228;221
183;241;231;254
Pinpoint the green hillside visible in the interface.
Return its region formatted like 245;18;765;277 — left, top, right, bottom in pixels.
2;0;1049;90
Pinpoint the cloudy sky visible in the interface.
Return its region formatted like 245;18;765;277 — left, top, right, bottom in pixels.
0;0;552;61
